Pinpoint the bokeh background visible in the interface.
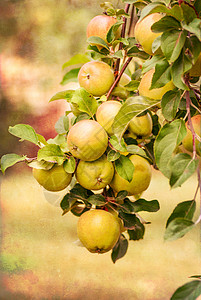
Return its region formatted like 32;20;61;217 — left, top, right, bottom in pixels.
0;1;200;299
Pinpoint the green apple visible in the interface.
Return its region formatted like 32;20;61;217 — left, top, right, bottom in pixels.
96;100;122;135
78;61;115;96
67;119;108;161
128;112;153;137
182;114;201;156
32;164;72;192
110;154;152;195
138;68;175;100
77;209;121;253
75;155;114;190
134;13;163;55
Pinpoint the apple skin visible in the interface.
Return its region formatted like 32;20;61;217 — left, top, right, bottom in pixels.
189;53;201;77
77;209;121;253
96;100;122;135
87;14;119;44
110;154;152;196
134;13;163;55
75;154;114;190
138;68;175;100
32;165;72;192
67;119;108;161
78;61;115;96
182;115;201;156
128;112;153;137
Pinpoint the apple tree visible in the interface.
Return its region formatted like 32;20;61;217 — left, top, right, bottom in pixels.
1;0;201;297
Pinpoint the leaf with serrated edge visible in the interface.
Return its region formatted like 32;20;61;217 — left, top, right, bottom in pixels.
49;90;75;102
1;154;26;173
37;144;65;165
8;124;39;145
114;155;135;182
161;90;181;121
87;194;106;206
164;218;194;241
71;88;98;117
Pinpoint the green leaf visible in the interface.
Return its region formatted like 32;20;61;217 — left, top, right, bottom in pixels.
60;194;78;214
182;18;201;41
127;46;149;59
171;280;201;300
181;2;198;24
166;200;196;228
27;160;54;170
164;218;194;241
114;155;135;183
115;190;128;202
71;88;98;117
62;54;90;69
111;234;128;264
37;134;48;146
49;90;75;102
107;150;121;162
161;90;181;121
1;154;26;173
106;20;123;44
69;183;94;202
161;30;187;63
55;115;69;134
87;36;110;50
60;68;80;85
169;153;199;188
194;0;201;15
113;96;160;141
109;136;127;152
151;60;171;89
151;16;181;32
37;144;65;165
171;52;191;90
154;119;187;178
138;3;168;22
87;194;106;206
126;145;148;158
124;80;139;91
63;157;76;174
124;198;160;213
8;124;39;145
142;55;164;74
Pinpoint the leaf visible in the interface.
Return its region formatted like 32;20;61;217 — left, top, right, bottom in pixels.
109;136;127;152
87;36;110;50
69;183;94;202
154;119;187;178
151;60;171;89
169;153;199;188
60;194;77;214
171;280;201;300
37;144;65;165
106;20;123;44
115;190;128;202
111;235;128;263
62;54;90;69
142;55;164;74
55;115;69;134
166;200;196;228
138;3;168;22
63;157;76;174
161;30;187;63
181;2;198;24
119;212;145;238
71;88;98;117
164;218;194;241
8;124;39;145
114;155;135;183
151;16;181;32
107;150;121;162
1;154;26;173
182;18;201;41
161;90;181;121
60;68;80;85
87;194;106;206
171;52;191;90
127;46;149;60
49;90;75;102
124;80;139;91
124;198;160;213
113;96;160;141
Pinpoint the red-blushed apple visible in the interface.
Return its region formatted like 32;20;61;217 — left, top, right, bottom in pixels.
77;209;121;253
78;61;115;96
75;154;114;190
67;119;108;161
96;100;122;135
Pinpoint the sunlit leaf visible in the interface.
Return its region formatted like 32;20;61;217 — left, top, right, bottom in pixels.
0;154;26;173
62;54;90;69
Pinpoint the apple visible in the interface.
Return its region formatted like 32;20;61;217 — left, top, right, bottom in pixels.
182;114;201;156
134;13;163;55
107;208;125;233
96;100;122;135
67;119;108;161
189;53;201;77
78;61;115;96
138;68;175;100
75;154;114;190
77;209;121;253
128;112;153;137
87;14;120;45
32;164;72;192
110;154;152;195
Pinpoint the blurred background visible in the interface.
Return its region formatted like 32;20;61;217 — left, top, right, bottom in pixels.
0;1;200;299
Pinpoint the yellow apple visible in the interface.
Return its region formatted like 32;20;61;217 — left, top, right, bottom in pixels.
138;68;175;100
78;61;115;96
77;209;121;253
75;155;114;190
67;119;108;161
32;164;72;192
110;154;152;195
134;13;163;55
96;100;122;135
107;208;125;233
128;112;153;137
182;114;201;156
189;53;201;77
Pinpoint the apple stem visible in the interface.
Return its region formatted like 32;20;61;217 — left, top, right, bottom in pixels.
107;57;133;100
